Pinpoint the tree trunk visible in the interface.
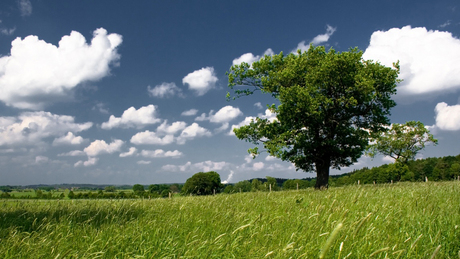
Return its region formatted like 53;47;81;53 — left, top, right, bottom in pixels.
315;158;330;190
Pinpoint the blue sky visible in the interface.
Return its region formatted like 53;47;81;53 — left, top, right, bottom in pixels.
1;0;460;185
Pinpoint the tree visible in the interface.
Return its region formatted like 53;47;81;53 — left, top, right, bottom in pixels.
367;121;437;164
182;171;223;196
228;45;399;189
234;180;252;192
104;186;116;192
148;184;159;193
132;184;145;194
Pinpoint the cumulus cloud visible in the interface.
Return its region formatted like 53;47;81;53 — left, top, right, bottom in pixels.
0;111;92;146
130;131;175;145
58;150;86;157
137;160;151;165
147;82;183;98
229;109;276;135
265;155;277;161
294;25;336;52
181;109;198;116
101;105;161;129
232;48;274;66
434;102;460;130
18;0;32;16
254;102;263;109
0;28;122;109
131;121;211;145
119;147;137;157
195;105;243;131
35;155;48;163
182;67;218;96
177;123;212;144
52;132;85;146
74;157;98;167
140;149;182;158
92;103;110;114
83;139;124;157
156;121;187;135
210;106;243;124
161;160;229;172
363;26;460;97
252;162;265;171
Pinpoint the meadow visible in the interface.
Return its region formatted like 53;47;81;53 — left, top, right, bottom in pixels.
1;181;459;258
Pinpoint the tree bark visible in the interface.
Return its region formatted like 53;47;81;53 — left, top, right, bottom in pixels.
315;158;330;190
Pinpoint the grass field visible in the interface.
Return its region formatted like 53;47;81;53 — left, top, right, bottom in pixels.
1;181;459;258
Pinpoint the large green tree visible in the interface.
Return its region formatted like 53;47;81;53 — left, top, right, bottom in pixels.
367;121;437;164
228;45;399;189
182;171;223;196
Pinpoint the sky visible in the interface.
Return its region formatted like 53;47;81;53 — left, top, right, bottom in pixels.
1;0;460;185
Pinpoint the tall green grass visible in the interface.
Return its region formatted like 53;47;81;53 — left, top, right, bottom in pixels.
1;181;459;258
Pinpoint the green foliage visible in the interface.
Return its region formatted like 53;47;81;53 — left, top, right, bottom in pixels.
368;121;437;164
1;182;459;258
228;45;400;188
234;180;252;192
182;171;223;196
132;184;145;194
330;154;460;186
223;185;235;194
104;186;116;192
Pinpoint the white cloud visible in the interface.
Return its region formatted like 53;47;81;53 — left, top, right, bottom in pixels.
101;105;161;129
232;48;274;66
210;106;243;124
52;132;85;146
131;121;211;145
181;109;198;116
147;82;183;98
18;0;32;16
0;28;122;109
83;139;124;157
0;111;92;146
254;102;263;109
161;160;229;172
294;25;336;52
182;67;218;96
137;160;151;165
156;121;187;135
363;26;460;97
434;102;460;130
58;150;86;157
74;157;98;167
382;156;395;163
195;106;243;132
221;170;235;184
439;20;451;28
0;27;16;36
244;155;254;164
92;103;110;114
130;131;175;145
229;109;276;135
253;162;265;171
140;149;182;158
35;155;48;163
119;147;137;157
265;155;277;161
177;123;212;144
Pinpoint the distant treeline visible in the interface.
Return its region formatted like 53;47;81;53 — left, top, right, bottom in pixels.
2;154;459;199
225;154;460;193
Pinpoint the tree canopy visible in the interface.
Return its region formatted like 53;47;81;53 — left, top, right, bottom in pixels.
228;45;400;189
367;121;437;164
182;171;223;196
